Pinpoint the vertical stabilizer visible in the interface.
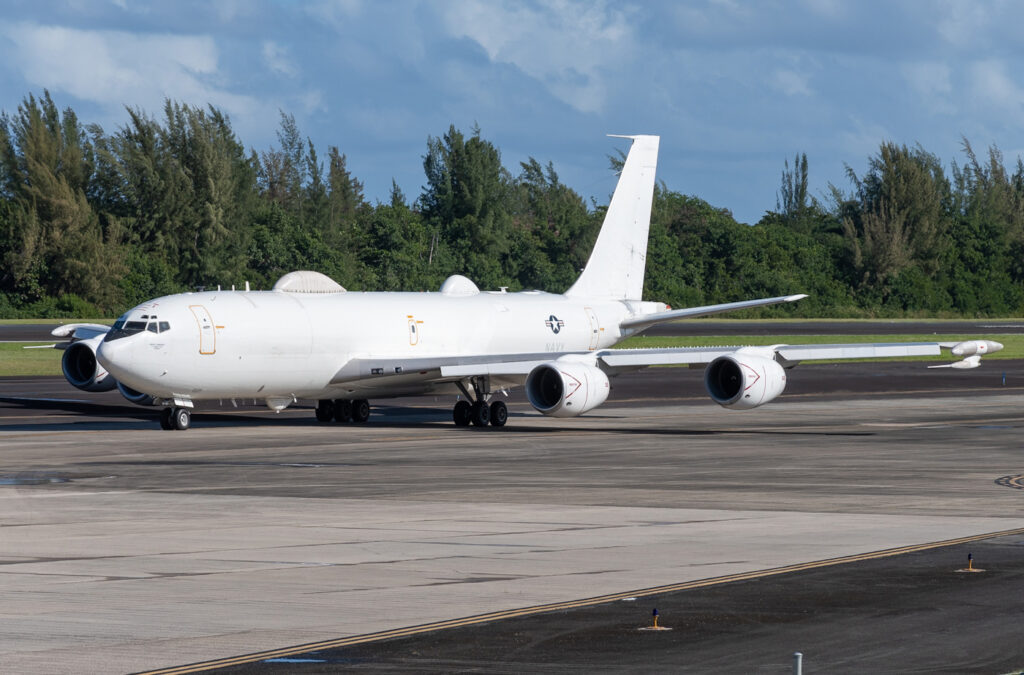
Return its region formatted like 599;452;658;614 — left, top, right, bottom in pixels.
565;135;659;300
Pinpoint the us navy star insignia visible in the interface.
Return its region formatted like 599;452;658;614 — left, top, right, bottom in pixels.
545;315;565;334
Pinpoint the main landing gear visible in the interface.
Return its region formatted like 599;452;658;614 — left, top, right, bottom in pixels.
159;407;191;431
315;399;371;424
453;376;507;428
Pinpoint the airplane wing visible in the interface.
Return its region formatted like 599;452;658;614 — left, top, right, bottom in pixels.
333;339;1001;385
51;323;111;340
598;342;950;369
24;323;112;350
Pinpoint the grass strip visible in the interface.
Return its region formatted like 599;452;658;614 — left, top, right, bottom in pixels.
0;342;63;377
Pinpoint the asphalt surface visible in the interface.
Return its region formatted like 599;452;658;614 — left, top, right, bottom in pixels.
3;355;1024;673
213;532;1024;674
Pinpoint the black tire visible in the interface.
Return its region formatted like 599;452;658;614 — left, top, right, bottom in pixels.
173;407;191;431
470;401;490;427
453;400;472;426
315;400;334;423
159;407;174;430
489;400;508;427
334;399;352;423
352;399;370;423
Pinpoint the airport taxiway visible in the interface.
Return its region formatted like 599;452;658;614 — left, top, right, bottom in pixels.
1;365;1024;673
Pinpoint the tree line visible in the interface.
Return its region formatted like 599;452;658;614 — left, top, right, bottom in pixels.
1;91;1022;319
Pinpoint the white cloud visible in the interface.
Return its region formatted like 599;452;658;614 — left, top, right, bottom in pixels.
306;0;363;27
839;116;891;159
438;0;635;114
800;0;846;19
936;1;990;48
969;59;1024;114
299;89;326;114
901;61;951;96
262;40;298;77
772;69;812;96
1;21;264;126
900;61;954;114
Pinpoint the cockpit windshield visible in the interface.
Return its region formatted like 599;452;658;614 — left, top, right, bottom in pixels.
104;314;171;341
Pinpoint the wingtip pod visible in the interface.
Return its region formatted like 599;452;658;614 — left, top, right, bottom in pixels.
929;340;1003;369
949;340;1003;357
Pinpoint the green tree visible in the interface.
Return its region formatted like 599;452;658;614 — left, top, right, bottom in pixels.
421;125;514;288
839;143;951;303
0;92;121;309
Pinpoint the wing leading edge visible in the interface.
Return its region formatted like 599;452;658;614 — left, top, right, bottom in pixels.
619;294;808;332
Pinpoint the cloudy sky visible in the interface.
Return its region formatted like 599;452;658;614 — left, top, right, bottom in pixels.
3;0;1024;224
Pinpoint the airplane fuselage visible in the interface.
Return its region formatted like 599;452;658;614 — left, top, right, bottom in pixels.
97;288;640;404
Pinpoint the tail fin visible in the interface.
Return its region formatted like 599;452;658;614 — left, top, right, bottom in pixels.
565;134;659;301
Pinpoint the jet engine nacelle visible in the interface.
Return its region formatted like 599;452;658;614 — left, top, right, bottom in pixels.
62;335;117;392
117;382;158;406
704;352;787;410
525;359;610;417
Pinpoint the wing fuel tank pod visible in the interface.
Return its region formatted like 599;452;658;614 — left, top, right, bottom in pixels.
525;358;610;417
929;340;1004;369
705;349;787;410
951;340;1003;357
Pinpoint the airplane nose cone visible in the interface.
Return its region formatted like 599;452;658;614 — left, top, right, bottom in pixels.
96;337;133;378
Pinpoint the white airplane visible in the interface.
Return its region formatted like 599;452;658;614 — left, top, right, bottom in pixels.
50;135;1002;430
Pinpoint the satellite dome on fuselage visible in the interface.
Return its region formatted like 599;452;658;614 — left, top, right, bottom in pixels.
439;275;480;296
272;271;346;293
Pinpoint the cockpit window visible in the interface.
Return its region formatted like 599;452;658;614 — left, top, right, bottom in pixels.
104;319;148;342
103;313;172;341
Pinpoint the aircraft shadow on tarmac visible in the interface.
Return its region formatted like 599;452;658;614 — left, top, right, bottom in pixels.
1;397;875;437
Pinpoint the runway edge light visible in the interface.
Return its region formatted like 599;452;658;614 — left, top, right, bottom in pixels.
638;607;672;631
955;551;985;573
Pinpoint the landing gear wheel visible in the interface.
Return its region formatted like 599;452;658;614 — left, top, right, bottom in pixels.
159;407;174;430
453;400;472;426
470;401;490;427
489;400;508;427
172;407;191;431
334;399;352;423
315;399;335;423
352;399;371;423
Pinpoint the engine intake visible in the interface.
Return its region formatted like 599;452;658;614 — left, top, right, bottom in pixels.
62;336;117;392
705;352;786;409
525;360;610;417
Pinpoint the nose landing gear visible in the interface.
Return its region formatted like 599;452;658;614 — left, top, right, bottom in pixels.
159;406;191;430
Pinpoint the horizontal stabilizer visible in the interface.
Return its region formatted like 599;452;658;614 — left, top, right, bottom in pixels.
620;294;807;332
